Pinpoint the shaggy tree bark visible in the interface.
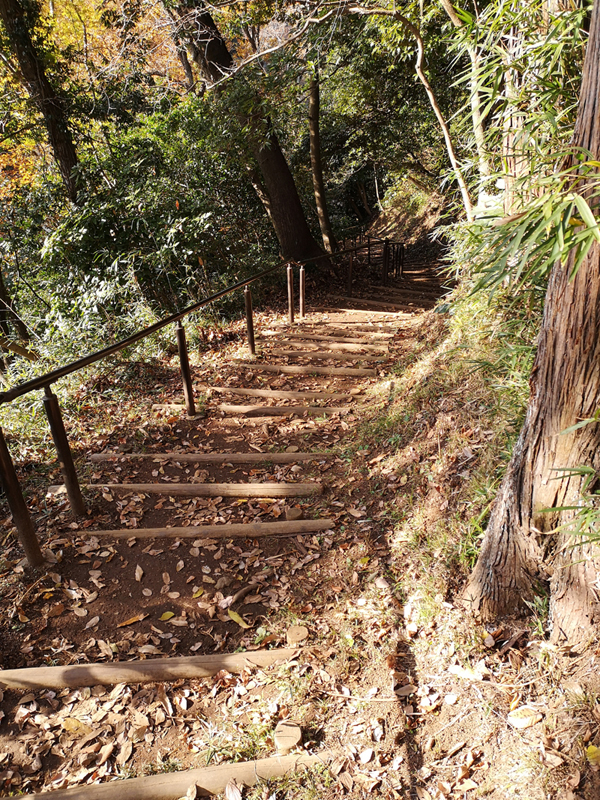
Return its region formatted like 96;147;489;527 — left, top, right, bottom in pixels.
464;0;600;644
308;73;336;253
168;1;323;262
0;0;78;200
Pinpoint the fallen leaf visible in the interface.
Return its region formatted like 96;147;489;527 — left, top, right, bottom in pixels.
47;603;65;618
224;778;243;800
586;745;600;766
507;706;543;729
135;565;144;582
228;609;251;629
85;615;100;629
160;612;175;621
116;741;133;766
192;588;204;599
117;613;147;628
359;748;374;764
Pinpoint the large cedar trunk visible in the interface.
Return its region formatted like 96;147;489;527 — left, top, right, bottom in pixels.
464;0;600;644
169;2;323;262
0;0;78;200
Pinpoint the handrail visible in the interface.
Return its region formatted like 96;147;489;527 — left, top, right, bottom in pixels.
0;239;384;406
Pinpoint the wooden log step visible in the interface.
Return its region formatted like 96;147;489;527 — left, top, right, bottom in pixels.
265;338;387;352
79;519;335;539
310;305;408;316
355;296;435;310
268;348;382;362
50;482;323;497
90;451;331;464
217;403;350;416
206;385;358;401
370;284;444;298
24;752;333;800
0;648;301;690
281;332;392;344
327;295;424;312
239;363;377;377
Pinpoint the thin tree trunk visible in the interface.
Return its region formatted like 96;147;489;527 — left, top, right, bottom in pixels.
0;268;30;341
464;0;600;644
167;1;323;261
308;73;336;253
0;0;78;200
440;0;490;183
346;5;474;221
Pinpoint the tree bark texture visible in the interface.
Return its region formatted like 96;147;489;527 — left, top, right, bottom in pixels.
169;2;323;262
308;74;336;253
0;0;78;200
464;0;600;643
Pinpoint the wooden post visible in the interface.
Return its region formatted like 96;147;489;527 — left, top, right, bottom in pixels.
383;239;390;283
0;427;44;567
287;263;295;324
346;250;354;296
367;237;371;265
399;243;405;278
43;387;86;516
299;265;305;318
175;321;196;416
244;285;255;355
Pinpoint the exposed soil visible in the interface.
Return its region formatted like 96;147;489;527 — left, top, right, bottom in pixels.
0;246;598;800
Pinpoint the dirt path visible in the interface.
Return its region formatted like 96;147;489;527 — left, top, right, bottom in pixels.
0;258;595;799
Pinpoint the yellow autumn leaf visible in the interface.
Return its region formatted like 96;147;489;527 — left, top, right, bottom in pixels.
117;613;147;628
192;588;204;598
586;745;600;766
228;609;251;629
159;611;175;621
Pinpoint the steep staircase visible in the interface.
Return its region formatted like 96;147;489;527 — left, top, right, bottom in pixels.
0;248;446;797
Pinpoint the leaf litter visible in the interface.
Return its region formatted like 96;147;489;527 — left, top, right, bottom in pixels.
0;301;598;800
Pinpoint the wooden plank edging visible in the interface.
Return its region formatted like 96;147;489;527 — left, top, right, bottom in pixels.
0;648;301;690
79;519;335;539
89;452;331;464
27;751;334;800
49;482;323;497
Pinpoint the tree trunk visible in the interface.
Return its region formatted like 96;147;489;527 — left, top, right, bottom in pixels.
464;0;600;644
0;0;78;200
168;1;323;262
0;269;30;341
308;74;336;253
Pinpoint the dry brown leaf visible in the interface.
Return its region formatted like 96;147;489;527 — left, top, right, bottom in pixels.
117;613;147;628
224;778;243;800
85;615;100;629
507;706;543;729
135;565;144;582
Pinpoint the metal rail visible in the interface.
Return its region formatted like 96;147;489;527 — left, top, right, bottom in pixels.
0;233;398;565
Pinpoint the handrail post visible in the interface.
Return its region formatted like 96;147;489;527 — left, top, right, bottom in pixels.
244;285;256;355
399;243;405;278
287;263;295;324
43;387;86;516
347;250;354;297
0;427;44;567
176;321;196;416
299;265;305;319
383;239;390;284
367;236;371;265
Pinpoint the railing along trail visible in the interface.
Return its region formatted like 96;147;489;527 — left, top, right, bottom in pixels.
0;232;402;566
